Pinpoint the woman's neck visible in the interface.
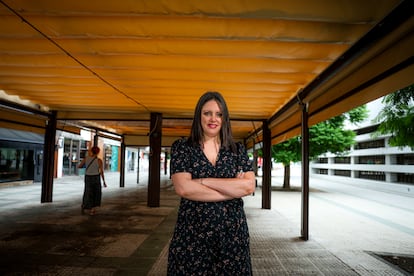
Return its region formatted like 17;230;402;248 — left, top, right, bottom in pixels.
202;134;220;145
202;136;221;166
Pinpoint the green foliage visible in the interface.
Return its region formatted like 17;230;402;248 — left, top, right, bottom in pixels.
272;137;301;165
271;105;368;163
345;105;369;124
374;84;414;149
308;120;355;159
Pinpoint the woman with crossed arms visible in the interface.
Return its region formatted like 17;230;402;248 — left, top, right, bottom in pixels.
168;91;256;275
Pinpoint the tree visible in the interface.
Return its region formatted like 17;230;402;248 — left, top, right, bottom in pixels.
373;84;414;149
272;137;301;189
272;105;368;189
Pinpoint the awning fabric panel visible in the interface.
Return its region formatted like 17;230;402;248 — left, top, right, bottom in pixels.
0;0;408;146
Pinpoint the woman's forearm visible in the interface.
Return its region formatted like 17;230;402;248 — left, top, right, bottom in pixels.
201;172;256;198
77;159;85;168
172;174;233;202
179;180;233;202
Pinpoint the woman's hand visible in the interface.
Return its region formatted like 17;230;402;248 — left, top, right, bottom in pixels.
202;171;256;198
172;172;233;202
236;171;245;178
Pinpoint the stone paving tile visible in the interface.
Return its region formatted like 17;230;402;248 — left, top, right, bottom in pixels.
333;251;408;276
242;191;406;276
0;174;177;275
0;172;410;275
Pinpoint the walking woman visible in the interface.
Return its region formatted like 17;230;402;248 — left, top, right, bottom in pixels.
78;146;107;215
168;91;256;275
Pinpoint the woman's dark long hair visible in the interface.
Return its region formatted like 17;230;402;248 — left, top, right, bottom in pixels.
188;91;237;153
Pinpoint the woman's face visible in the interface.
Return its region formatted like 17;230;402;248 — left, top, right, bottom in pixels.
201;99;222;138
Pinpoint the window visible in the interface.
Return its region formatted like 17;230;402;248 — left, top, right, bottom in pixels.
334;170;351;177
334;157;350;164
357;155;385;164
316;169;328;175
355;139;385;150
0;148;33;182
357;171;385;181
397;154;414;165
316;157;328;164
397;173;414;184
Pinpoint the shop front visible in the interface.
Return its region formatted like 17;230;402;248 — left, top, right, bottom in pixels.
0;128;43;183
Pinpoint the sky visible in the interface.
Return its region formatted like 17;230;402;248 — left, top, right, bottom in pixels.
346;97;384;130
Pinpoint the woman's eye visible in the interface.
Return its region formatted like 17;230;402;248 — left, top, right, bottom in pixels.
203;111;222;118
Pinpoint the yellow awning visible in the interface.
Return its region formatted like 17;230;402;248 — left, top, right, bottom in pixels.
0;0;412;146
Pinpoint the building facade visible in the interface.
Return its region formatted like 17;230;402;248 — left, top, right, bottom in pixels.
0;128;44;183
311;124;414;186
57;130;122;178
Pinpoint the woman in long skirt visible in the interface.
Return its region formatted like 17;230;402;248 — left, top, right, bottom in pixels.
78;146;107;215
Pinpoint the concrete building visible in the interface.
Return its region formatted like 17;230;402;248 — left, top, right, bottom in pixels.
310;98;414;193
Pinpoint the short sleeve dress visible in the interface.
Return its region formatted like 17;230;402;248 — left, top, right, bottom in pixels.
167;138;253;276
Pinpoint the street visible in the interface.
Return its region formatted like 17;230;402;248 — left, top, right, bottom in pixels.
1;168;414;274
253;165;414;274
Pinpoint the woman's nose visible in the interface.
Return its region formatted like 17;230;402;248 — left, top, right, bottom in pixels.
209;114;218;121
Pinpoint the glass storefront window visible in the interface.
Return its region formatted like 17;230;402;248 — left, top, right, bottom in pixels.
0;148;34;182
63;139;81;176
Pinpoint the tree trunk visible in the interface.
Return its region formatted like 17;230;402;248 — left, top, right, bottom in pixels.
283;164;291;189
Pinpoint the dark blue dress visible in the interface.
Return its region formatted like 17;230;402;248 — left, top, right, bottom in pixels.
167;138;253;275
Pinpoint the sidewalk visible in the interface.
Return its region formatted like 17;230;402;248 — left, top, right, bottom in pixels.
0;171;410;275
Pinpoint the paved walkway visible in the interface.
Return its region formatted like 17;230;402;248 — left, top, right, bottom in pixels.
0;171;411;275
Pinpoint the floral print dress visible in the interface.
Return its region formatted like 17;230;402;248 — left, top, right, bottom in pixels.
167;138;253;276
